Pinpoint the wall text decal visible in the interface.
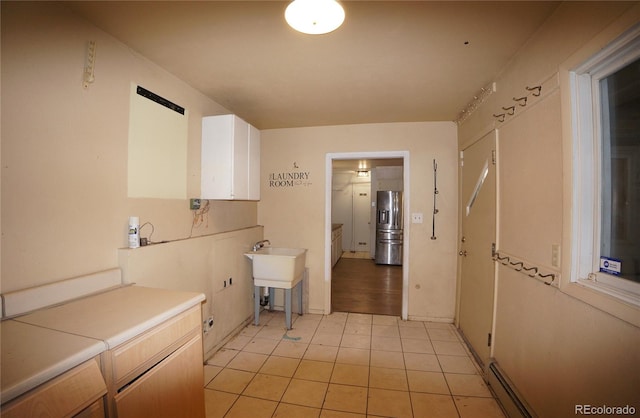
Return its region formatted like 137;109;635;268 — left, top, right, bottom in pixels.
268;171;312;188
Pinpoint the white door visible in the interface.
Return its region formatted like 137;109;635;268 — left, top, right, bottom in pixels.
458;130;497;368
353;182;371;253
332;184;353;252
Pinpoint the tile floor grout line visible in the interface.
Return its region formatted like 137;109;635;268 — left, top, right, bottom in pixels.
206;312;505;417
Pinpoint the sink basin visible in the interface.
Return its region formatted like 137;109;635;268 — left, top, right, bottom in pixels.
244;247;307;289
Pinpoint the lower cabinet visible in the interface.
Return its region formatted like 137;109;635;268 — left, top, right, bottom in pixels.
1;304;204;418
0;359;106;418
74;399;106;418
101;305;204;418
331;225;343;267
114;335;204;418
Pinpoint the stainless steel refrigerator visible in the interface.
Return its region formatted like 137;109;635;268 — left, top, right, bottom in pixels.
375;190;403;265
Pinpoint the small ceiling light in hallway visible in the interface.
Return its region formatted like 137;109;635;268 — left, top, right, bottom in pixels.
285;0;345;35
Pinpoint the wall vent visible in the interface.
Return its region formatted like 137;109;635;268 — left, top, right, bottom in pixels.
487;361;535;418
136;85;185;115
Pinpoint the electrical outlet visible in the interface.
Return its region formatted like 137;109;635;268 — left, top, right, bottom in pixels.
411;213;424;224
551;244;561;267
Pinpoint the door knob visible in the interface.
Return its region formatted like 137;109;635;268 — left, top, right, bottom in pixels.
459;250;467;257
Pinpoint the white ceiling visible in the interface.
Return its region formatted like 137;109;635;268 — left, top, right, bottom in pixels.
65;1;560;130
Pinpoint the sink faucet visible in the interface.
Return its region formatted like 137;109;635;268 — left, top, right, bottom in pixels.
253;240;271;251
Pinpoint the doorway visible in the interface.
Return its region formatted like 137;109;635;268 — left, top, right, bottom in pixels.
325;151;410;319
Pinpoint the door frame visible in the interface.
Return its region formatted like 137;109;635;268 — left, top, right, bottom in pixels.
325;151;411;319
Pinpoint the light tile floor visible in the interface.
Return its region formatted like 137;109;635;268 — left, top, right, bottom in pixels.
204;311;506;418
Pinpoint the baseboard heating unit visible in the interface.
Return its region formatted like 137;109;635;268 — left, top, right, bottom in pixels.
487;361;535;418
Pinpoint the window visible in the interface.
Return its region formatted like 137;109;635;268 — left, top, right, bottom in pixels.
570;23;640;306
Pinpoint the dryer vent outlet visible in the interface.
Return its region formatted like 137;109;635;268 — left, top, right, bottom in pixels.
203;316;214;334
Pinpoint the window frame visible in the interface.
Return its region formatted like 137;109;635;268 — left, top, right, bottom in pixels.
569;23;640;308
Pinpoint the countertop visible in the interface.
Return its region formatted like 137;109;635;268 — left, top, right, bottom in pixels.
1;285;205;404
332;223;343;231
0;320;104;403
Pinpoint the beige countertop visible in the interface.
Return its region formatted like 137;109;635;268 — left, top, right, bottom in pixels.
332;223;343;231
14;285;205;348
0;320;105;403
1;285;205;404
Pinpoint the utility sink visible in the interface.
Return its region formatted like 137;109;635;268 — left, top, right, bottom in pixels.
244;247;307;289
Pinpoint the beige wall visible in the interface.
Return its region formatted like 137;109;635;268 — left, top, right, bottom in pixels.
459;2;640;416
1;2;257;292
259;122;458;320
118;226;263;358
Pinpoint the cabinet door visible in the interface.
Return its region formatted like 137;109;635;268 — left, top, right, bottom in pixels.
201;115;233;199
231;116;249;199
74;399;105;418
248;124;261;201
114;334;204;418
201;114;260;200
201;115;248;199
1;359;106;418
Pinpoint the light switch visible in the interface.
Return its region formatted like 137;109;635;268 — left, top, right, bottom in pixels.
411;213;424;223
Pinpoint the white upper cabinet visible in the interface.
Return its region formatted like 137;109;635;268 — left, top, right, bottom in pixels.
201;115;260;200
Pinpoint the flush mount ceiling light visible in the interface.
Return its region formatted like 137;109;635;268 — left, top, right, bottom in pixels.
285;0;345;35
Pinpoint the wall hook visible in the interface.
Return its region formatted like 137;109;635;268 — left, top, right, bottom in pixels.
83;40;97;89
431;159;438;240
493;113;506;122
502;106;515;115
509;260;524;271
539;273;556;286
526;85;542;96
513;96;528;106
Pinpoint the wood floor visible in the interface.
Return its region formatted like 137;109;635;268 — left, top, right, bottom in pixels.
331;256;402;316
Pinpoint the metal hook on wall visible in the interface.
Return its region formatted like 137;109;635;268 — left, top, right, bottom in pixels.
502;106;515;115
509;260;524;271
513;96;528;106
493;250;558;286
526;85;542;97
431;159;438;240
539;273;556;286
493;113;506;122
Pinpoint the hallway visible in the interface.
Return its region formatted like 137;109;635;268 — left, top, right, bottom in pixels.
331;255;402;316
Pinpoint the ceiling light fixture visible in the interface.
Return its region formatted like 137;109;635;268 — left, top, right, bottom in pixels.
285;0;345;35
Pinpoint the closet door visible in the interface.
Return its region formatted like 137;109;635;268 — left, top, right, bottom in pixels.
458;130;497;369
